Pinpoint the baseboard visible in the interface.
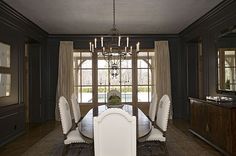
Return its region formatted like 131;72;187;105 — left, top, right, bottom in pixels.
0;130;25;147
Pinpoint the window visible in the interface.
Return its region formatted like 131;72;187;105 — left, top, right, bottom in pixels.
137;52;154;102
73;49;154;104
73;51;93;103
218;48;236;91
0;42;11;97
97;55;132;103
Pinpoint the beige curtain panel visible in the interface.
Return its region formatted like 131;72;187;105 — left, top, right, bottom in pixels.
55;41;74;121
154;41;172;119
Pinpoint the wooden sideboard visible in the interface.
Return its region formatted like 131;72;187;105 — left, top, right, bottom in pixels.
189;98;236;156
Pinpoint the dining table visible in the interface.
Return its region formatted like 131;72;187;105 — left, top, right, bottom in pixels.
78;104;152;140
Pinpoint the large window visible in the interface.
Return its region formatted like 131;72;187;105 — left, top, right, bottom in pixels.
73;49;154;104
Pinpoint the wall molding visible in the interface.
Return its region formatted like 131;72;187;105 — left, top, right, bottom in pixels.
180;0;235;37
0;1;48;41
1;0;234;40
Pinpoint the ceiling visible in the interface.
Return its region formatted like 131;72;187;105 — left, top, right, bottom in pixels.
4;0;223;34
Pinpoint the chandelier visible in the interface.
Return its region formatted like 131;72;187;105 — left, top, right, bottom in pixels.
89;0;140;78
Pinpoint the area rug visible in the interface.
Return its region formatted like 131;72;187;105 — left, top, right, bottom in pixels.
21;123;221;156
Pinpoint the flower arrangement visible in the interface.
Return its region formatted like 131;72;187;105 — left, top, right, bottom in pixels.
108;95;121;105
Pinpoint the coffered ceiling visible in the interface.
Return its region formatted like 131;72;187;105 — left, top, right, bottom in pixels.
4;0;223;34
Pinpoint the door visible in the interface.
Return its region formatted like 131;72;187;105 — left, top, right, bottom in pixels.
190;100;207;138
28;44;42;123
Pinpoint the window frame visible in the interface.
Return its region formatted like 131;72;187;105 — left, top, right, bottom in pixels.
73;49;154;106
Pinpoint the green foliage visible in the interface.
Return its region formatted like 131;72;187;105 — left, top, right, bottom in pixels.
81;87;92;93
81;86;151;93
108;96;121;105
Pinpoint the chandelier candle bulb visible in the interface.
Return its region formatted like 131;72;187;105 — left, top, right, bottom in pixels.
127;37;129;47
110;47;112;52
101;37;104;47
130;46;132;53
103;47;105;52
92;44;94;52
89;42;92;51
94;38;97;48
137;42;140;51
118;36;121;46
125;47;127;52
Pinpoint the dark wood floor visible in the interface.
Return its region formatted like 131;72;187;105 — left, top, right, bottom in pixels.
0;120;221;156
0;121;60;156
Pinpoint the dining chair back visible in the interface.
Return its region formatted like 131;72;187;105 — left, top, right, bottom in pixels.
59;96;73;135
94;108;136;156
148;92;158;122
58;96;86;155
71;93;81;124
156;94;171;132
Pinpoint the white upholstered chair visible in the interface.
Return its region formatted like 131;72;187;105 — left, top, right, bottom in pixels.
71;93;81;125
94;108;136;156
148;92;158;123
58;96;86;154
145;94;171;154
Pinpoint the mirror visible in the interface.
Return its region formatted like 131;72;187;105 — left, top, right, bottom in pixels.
0;73;11;97
0;42;10;67
217;27;236;92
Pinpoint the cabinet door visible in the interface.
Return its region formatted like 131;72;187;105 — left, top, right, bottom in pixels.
190;100;207;137
207;104;231;152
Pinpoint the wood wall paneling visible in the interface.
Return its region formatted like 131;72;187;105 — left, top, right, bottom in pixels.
0;1;48;146
1;0;236;147
181;0;236;119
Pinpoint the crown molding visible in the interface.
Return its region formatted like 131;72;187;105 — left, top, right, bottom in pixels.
48;34;179;39
180;0;235;37
0;1;48;41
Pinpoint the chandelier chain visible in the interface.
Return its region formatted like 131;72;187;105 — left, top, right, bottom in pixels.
89;0;140;78
113;0;116;29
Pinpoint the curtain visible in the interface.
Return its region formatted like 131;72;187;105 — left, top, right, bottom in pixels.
154;41;172;119
55;41;74;121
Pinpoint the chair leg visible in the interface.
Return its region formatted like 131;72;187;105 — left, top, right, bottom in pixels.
77;145;82;155
62;144;69;156
158;142;169;156
163;142;169;156
89;143;94;156
77;143;93;156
